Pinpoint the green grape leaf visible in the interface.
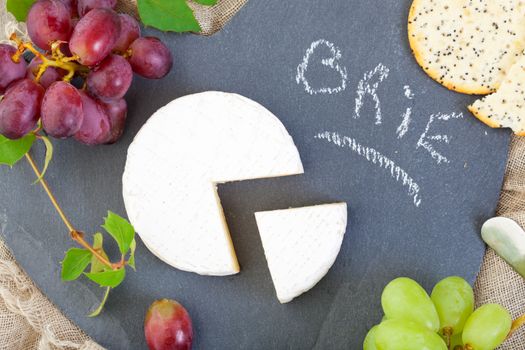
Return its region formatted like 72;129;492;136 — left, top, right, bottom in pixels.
84;268;126;288
61;248;93;281
193;0;218;5
32;136;53;184
128;238;137;271
137;0;201;32
0;134;35;167
88;287;111;317
6;0;36;22
102;211;135;255
90;233;110;273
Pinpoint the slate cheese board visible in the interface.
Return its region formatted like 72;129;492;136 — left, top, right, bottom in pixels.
0;0;510;348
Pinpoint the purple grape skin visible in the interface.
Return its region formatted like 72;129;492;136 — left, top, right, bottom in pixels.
0;44;27;94
77;0;117;17
74;91;111;145
114;14;141;52
69;8;120;66
41;82;84;138
26;57;66;89
87;54;133;101
0;79;44;139
58;0;78;18
100;98;127;143
128;37;173;79
26;0;72;51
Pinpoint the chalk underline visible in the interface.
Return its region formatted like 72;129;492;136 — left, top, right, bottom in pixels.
315;131;422;207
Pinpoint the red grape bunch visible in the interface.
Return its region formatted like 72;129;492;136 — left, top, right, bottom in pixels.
0;0;173;145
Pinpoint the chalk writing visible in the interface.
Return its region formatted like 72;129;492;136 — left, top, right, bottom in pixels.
296;39;348;95
397;108;412;139
354;63;389;125
297;39;464;207
397;84;414;139
417;113;463;164
315;131;421;207
403;85;414;99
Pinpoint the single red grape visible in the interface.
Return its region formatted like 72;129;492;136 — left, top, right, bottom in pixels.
0;79;44;139
77;0;117;17
114;14;141;52
26;0;72;51
42;82;84;138
144;299;193;350
100;98;127;144
128;37;173;79
69;8;120;66
0;44;27;94
58;0;78;18
74;91;111;145
87;54;133;101
26;56;66;89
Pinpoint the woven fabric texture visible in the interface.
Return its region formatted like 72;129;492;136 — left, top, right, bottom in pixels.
0;0;524;348
116;0;247;36
474;135;525;348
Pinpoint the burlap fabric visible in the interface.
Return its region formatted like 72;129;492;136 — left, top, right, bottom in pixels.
474;135;525;348
0;0;524;348
115;0;246;36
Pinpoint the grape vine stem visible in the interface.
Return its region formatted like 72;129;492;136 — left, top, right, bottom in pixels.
24;152;123;270
508;313;525;339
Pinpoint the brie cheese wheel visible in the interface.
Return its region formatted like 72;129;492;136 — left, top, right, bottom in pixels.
254;203;347;303
123;91;304;276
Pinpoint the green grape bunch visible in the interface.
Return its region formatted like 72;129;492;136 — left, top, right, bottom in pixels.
364;276;521;350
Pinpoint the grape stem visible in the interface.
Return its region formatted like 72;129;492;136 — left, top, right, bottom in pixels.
9;33;89;83
442;327;452;349
24;152;125;270
507;313;525;339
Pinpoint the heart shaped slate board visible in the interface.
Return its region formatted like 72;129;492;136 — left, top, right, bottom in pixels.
0;0;510;348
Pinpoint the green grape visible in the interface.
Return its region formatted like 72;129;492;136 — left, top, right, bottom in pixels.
374;319;447;350
462;304;511;350
381;277;440;332
431;276;474;335
363;325;379;350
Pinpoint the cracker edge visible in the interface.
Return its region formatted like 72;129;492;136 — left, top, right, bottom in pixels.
467;104;503;129
468;99;525;135
407;0;494;95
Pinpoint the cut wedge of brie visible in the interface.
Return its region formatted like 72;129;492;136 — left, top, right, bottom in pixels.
122;91;304;276
255;203;348;303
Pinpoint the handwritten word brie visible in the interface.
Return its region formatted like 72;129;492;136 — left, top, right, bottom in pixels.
123;92;304;276
255;203;347;303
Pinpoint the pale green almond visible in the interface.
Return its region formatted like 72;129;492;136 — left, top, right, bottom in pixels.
481;217;525;278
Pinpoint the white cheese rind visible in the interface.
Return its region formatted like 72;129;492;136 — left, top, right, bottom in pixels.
255;203;348;303
123;91;304;276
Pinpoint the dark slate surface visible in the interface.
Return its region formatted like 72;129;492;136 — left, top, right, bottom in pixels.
0;0;510;348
